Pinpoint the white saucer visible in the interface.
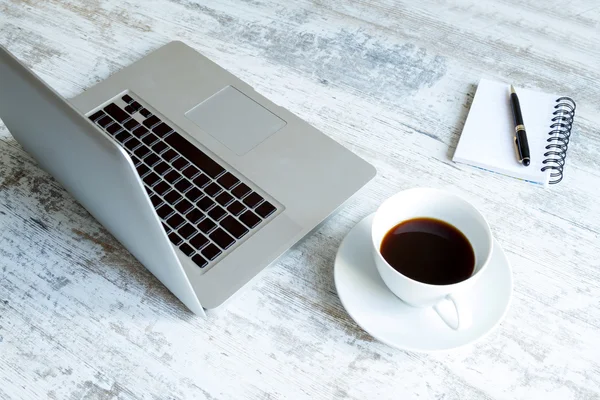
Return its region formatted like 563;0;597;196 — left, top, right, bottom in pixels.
334;214;513;352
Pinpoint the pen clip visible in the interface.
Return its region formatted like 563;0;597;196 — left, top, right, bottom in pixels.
514;137;523;163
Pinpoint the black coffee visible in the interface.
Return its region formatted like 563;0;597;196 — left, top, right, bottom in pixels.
380;218;475;285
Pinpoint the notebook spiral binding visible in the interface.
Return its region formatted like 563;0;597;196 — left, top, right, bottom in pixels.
541;97;576;184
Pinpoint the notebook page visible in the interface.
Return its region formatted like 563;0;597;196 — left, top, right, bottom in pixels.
453;79;559;186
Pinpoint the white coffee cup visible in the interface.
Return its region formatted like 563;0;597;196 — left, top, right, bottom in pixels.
371;188;493;330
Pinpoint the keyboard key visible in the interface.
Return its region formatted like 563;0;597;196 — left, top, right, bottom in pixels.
239;210;261;229
161;149;178;162
153;181;171;196
197;196;215;211
198;218;217;234
134;145;151;158
124;137;141;151
140;108;152;118
255;201;277;218
136;164;150;177
142;133;159;146
154;161;170;175
192;254;208;268
227;201;245;216
130;155;142;166
208;205;227;221
220;216;249;239
124;105;135;114
186;208;204;224
201;243;222;261
167;214;185;229
185;187;203;202
89;110;105;121
143;115;161;128
172;157;189;170
130;101;142;111
182;165;200;179
107;123;123;136
156;204;174;219
175;199;193;214
124;118;140;131
114;130;131;143
193;174;210;188
204;182;223;197
144;153;160;167
132;126;148;138
152;123;173;138
231;183;251;199
165;133;225;178
145;186;153;195
210;228;235;250
150;194;163;208
217;172;240;190
164;170;182;184
179;243;194;257
104;103;129;123
168;232;183;246
162;222;171;234
143;172;160;186
175;179;192;193
122;94;134;103
164;190;182;204
243;192;264;208
97;115;113;128
152;141;168;154
178;223;196;239
215;192;234;207
190;233;209;250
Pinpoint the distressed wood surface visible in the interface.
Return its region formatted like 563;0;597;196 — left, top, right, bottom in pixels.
1;0;600;399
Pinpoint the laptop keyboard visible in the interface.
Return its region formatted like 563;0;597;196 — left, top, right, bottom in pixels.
88;94;278;270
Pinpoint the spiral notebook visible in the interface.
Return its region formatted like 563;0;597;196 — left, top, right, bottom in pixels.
453;79;576;186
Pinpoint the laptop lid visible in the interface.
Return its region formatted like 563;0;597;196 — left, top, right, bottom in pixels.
0;45;204;316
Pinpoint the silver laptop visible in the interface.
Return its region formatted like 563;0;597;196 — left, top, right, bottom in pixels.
0;41;375;314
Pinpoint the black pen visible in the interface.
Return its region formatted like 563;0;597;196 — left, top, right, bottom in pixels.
509;85;531;166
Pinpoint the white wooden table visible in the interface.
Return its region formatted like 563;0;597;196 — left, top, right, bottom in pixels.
1;1;600;399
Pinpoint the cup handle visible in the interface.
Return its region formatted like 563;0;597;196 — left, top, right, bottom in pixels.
433;292;472;331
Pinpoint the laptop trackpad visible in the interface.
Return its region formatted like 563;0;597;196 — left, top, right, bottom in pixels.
185;86;286;156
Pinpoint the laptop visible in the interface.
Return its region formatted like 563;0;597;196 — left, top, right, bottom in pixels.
0;41;376;315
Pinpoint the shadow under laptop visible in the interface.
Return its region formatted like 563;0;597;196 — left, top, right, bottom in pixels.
249;206;380;346
0;136;193;320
